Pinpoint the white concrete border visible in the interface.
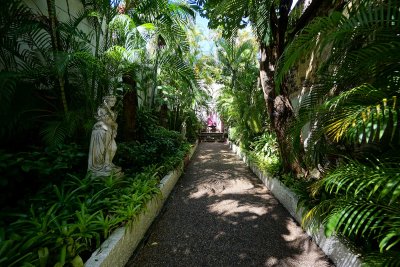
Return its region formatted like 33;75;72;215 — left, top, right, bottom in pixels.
229;141;361;267
85;141;198;267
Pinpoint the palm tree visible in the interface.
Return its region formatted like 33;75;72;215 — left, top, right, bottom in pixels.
106;0;199;140
105;13;152;140
192;0;343;173
140;0;195;108
216;37;255;88
39;1;113;147
80;0;122;101
277;0;400;166
277;0;400;263
0;0;112;147
216;34;265;148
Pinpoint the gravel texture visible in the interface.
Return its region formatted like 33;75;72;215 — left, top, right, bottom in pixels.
126;142;334;267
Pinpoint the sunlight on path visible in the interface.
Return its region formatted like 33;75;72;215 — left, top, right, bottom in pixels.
126;142;333;267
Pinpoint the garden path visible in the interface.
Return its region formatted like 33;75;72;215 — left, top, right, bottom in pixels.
126;142;333;267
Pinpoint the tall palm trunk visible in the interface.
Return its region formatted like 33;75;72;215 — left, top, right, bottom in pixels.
46;0;68;114
174;105;180;131
103;10;112;52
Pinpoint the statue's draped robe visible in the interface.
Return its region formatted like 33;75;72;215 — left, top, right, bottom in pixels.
88;106;120;176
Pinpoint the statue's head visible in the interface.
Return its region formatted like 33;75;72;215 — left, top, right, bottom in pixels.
103;95;117;106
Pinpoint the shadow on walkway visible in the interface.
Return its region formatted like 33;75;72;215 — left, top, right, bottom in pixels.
126;142;333;267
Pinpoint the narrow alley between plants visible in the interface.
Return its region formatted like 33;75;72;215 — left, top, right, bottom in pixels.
126;142;333;267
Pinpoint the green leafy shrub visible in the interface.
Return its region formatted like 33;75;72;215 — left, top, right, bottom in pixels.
0;166;162;266
0;144;86;211
245;132;282;176
158;142;191;176
184;111;202;142
116;126;188;175
250;132;279;158
0;127;193;266
133;108;158;142
228;127;240;144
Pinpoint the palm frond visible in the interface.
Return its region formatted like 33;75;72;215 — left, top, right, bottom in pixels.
276;11;345;89
40;118;68;148
248;0;271;43
168;1;195;22
305;159;400;252
363;251;400;267
276;1;400;90
159;52;199;89
284;0;400;170
322;84;399;144
0;0;39;71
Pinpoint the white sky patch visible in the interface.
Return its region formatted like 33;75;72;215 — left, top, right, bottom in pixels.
291;0;300;10
195;12;215;54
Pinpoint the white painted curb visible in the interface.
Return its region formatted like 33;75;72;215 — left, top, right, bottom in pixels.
85;141;198;267
229;141;361;267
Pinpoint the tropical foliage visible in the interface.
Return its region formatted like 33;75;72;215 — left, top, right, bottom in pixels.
0;0;203;265
214;30;282;178
274;0;400;264
0;127;191;266
196;0;400;264
0;0;205;148
191;0;331;173
278;1;400;166
3;0;400;265
1;167;157;266
215;33;265;147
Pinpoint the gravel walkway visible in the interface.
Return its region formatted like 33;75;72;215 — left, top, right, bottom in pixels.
126;142;333;267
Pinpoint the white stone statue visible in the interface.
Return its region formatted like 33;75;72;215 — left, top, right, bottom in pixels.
88;95;122;177
181;120;187;139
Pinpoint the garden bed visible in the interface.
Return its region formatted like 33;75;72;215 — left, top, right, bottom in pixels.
229;141;361;267
84;141;198;267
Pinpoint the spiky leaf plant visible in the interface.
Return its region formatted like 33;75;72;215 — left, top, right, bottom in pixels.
277;0;400;263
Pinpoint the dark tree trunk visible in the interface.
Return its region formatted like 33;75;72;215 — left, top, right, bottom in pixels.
258;0;341;174
159;103;169;128
260;42;302;174
122;76;138;141
258;0;304;174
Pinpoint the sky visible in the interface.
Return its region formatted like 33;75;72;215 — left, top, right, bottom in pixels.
195;13;215;55
291;0;300;10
